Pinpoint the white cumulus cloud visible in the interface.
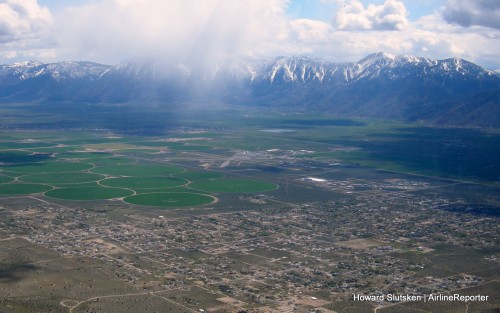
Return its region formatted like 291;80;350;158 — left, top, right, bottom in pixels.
0;0;53;61
335;0;409;31
0;0;52;43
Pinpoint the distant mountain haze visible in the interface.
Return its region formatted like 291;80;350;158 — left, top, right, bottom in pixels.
1;53;498;127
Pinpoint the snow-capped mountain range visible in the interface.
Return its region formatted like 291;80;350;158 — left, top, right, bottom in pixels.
1;53;499;127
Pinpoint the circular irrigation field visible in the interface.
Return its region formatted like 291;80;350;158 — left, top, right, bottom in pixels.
0;176;14;184
92;164;185;176
124;192;215;207
1;162;93;174
20;172;105;185
45;187;133;200
189;178;278;193
0;183;53;195
101;176;187;189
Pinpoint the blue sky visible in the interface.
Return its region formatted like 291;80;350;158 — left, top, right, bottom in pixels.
38;0;89;12
38;0;446;21
37;0;336;20
1;0;499;69
286;0;446;21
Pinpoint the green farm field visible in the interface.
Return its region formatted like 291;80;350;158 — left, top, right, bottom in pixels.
0;111;498;204
0;119;288;205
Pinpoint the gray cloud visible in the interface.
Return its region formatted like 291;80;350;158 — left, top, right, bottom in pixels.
0;0;52;43
443;0;500;29
54;0;289;66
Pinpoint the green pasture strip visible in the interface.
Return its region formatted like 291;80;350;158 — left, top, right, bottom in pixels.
124;192;214;207
0;150;53;164
80;157;135;166
19;172;105;185
189;178;278;193
45;187;133;200
1;161;93;174
0;176;14;184
173;171;225;181
0;183;52;195
91;164;185;176
100;176;187;189
57;152;112;159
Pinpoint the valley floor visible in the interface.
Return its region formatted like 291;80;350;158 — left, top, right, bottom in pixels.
0;113;498;312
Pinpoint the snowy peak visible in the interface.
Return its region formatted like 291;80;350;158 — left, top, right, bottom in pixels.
437;57;497;77
11;60;43;69
44;61;111;80
250;53;497;84
260;56;329;83
0;61;111;81
358;52;395;66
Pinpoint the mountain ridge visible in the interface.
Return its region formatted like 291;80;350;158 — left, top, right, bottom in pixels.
0;53;498;127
